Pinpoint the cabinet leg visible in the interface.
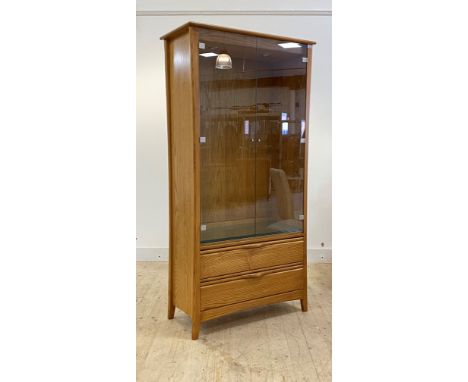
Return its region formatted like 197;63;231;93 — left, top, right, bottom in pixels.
168;301;175;319
191;317;200;340
300;298;308;312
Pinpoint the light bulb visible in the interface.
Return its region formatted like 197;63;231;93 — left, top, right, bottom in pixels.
215;53;232;69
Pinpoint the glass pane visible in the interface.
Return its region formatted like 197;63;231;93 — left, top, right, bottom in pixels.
198;29;258;243
254;37;308;236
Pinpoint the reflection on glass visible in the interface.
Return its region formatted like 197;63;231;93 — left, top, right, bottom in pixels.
254;37;307;238
198;29;307;243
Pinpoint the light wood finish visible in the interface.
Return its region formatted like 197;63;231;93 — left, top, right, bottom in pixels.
189;26;202;340
137;262;331;382
201;268;304;310
163;23;314;339
200;263;303;286
201;289;303;321
200;231;303;251
201;238;303;279
165;28;201;338
160;21;316;45
164;39;175;320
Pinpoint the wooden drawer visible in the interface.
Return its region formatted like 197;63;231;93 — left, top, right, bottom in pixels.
201;267;304;310
200;239;304;280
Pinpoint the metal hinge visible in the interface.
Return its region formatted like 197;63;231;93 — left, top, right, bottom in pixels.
200;136;206;143
199;42;205;49
302;57;308;63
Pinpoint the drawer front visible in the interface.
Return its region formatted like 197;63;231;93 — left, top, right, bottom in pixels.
200;268;304;310
200;239;304;280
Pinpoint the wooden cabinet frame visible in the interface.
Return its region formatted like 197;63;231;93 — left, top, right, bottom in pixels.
162;22;315;339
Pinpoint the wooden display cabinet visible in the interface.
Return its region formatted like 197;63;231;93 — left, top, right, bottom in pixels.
161;22;315;339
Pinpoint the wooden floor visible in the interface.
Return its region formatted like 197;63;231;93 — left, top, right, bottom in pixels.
137;262;331;382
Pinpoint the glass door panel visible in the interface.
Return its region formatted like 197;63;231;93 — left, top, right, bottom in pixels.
198;29;258;243
254;37;308;236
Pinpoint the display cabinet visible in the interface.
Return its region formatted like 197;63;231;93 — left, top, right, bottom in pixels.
161;22;315;339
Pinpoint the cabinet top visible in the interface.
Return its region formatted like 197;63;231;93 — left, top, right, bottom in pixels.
160;22;316;46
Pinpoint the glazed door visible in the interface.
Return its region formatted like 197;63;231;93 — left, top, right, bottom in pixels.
198;29;308;243
254;37;308;236
198;29;258;243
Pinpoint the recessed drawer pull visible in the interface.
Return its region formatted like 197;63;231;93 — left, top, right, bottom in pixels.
200;268;305;311
244;272;266;279
241;243;266;250
200;239;304;280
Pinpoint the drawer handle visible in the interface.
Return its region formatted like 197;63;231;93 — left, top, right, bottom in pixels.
244;272;266;279
242;243;267;250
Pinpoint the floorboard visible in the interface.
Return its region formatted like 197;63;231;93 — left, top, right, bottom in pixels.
137;262;332;382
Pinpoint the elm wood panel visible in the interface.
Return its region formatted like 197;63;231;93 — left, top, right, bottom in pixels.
201;235;303;254
160;22;316;46
199;73;306;227
164;39;175;319
201;263;303;286
199;71;256;227
200;289;304;321
200;268;304;310
200;162;255;224
167;31;197;316
200;239;304;279
189;26;202;340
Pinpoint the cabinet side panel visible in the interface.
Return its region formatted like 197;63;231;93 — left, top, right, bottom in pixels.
167;33;196;315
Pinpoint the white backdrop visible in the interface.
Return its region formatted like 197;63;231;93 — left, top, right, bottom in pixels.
136;4;332;261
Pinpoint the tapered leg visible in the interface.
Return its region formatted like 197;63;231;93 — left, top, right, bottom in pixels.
168;249;174;319
300;298;308;312
191;317;200;340
168;301;175;319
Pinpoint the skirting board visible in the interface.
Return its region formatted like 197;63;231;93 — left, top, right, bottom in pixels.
136;248;331;263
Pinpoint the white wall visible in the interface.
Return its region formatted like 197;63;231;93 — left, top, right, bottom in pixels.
136;3;332;261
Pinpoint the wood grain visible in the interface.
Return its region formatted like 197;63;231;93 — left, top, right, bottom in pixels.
166;31;197;317
189;26;201;340
164;39;175;320
200;263;303;286
200;232;303;251
201;268;304;310
200;238;304;279
201;289;303;321
163;23;313;340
